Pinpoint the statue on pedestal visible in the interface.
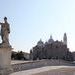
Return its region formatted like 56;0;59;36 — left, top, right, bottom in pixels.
0;17;12;75
0;17;10;47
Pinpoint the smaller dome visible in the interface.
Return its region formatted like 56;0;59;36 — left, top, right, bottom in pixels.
45;42;48;45
37;39;44;47
48;35;54;44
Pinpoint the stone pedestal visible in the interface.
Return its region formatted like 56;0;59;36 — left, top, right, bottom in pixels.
0;47;13;75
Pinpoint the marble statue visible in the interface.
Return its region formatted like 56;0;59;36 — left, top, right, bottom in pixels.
0;17;12;75
0;17;10;47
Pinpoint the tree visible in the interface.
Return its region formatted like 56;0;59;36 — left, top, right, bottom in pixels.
16;51;25;60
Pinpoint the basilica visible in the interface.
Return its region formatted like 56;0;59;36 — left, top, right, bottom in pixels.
30;33;73;61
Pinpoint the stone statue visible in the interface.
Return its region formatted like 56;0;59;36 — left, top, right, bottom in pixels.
0;17;10;47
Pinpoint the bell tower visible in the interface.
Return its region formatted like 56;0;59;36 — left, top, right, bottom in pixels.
63;33;67;46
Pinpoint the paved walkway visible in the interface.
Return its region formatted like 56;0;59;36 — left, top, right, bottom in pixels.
11;60;32;64
10;66;69;75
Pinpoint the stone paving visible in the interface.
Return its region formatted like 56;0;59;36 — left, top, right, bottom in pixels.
10;60;75;75
10;66;70;75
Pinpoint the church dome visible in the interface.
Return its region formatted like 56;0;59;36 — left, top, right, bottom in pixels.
48;35;54;44
45;41;48;45
37;39;44;47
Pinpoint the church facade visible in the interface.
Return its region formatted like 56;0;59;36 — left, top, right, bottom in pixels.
30;33;73;61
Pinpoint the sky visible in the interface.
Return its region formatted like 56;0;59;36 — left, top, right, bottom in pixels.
0;0;75;53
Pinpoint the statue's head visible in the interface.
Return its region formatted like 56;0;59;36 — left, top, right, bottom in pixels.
4;17;7;21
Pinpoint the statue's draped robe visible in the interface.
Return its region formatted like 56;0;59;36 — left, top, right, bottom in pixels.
1;22;10;45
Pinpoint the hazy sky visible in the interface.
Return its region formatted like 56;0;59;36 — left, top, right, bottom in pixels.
0;0;75;53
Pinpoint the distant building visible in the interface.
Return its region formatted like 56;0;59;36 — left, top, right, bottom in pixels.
30;33;73;61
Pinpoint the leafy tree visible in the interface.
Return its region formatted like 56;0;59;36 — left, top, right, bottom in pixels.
16;51;25;60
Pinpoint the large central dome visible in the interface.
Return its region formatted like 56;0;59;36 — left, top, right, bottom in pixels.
48;35;54;44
